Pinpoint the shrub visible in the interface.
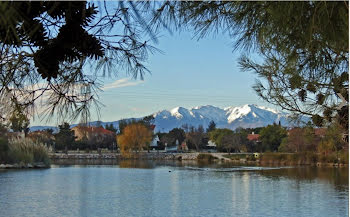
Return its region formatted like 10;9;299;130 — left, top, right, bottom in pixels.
0;137;9;163
8;138;50;166
339;151;349;164
197;153;217;161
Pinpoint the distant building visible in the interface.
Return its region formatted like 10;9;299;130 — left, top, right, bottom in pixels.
71;126;115;141
247;132;260;142
180;141;188;151
313;128;327;138
150;135;160;149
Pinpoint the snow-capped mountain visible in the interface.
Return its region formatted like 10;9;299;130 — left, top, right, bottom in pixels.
152;104;296;132
30;104;306;133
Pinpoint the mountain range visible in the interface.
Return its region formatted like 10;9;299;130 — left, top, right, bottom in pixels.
30;104;306;133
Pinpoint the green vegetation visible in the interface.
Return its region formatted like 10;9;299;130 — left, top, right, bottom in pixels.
9;105;30;134
1;138;51;166
206;121;216;133
209;128;247;154
55;123;76;151
259;124;287;152
197;153;217;162
259;152;348;165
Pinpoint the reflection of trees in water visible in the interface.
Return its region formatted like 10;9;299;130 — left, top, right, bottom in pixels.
258;167;348;191
118;160;156;169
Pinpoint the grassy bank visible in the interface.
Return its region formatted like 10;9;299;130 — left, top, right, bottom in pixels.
197;153;218;162
222;152;348;166
1;138;51;167
258;152;348;165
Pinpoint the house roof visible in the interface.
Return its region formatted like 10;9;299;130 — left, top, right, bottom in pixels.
314;128;327;137
72;126;115;135
247;134;260;141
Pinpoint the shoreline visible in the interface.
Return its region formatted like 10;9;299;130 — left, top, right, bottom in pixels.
1;152;347;169
48;152;348;168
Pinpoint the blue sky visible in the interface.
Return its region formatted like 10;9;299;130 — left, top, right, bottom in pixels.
32;30;275;126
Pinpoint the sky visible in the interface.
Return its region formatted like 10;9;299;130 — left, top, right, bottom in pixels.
31;29;276;126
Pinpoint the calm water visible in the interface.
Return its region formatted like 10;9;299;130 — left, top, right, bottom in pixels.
0;161;348;217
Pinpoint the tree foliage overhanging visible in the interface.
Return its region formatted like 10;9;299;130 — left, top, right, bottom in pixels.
0;1;158;123
150;1;349;128
0;1;348;130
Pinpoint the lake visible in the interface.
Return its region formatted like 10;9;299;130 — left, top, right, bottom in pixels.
0;161;348;217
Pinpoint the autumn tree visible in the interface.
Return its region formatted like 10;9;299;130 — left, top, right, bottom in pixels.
318;123;347;156
279;127;319;153
186;125;205;151
117;123;152;155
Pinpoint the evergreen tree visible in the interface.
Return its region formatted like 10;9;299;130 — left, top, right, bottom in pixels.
105;124;117;133
259;124;287;152
9;106;29;133
55;123;75;151
0;1;158;123
206;120;216;133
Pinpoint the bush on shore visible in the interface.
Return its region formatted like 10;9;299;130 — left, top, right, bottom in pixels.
259;151;348;165
197;153;217;161
7;138;51;166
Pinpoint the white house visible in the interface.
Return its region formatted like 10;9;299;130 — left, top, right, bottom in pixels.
150;135;160;149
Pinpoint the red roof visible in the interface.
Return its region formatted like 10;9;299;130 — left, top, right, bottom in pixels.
314;128;327;137
247;134;260;141
74;126;115;135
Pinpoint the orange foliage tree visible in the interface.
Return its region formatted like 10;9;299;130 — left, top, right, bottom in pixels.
117;123;152;155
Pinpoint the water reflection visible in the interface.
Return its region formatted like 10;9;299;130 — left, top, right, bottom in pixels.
1;162;346;217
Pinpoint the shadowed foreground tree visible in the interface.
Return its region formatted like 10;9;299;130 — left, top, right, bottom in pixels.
0;1;158;124
117;123;152;155
0;124;9;163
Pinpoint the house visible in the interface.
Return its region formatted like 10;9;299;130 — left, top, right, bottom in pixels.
71;126;115;141
204;140;217;152
71;126;116;150
150;135;160;150
180;141;188;152
314;128;327;138
165;143;178;152
247;132;260;142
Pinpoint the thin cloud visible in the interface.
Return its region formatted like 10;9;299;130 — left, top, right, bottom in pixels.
102;78;144;90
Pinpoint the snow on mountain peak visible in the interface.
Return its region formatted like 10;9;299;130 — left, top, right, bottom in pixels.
225;104;252;123
170;107;183;119
150;104;306;132
30;104;307;133
256;105;279;114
